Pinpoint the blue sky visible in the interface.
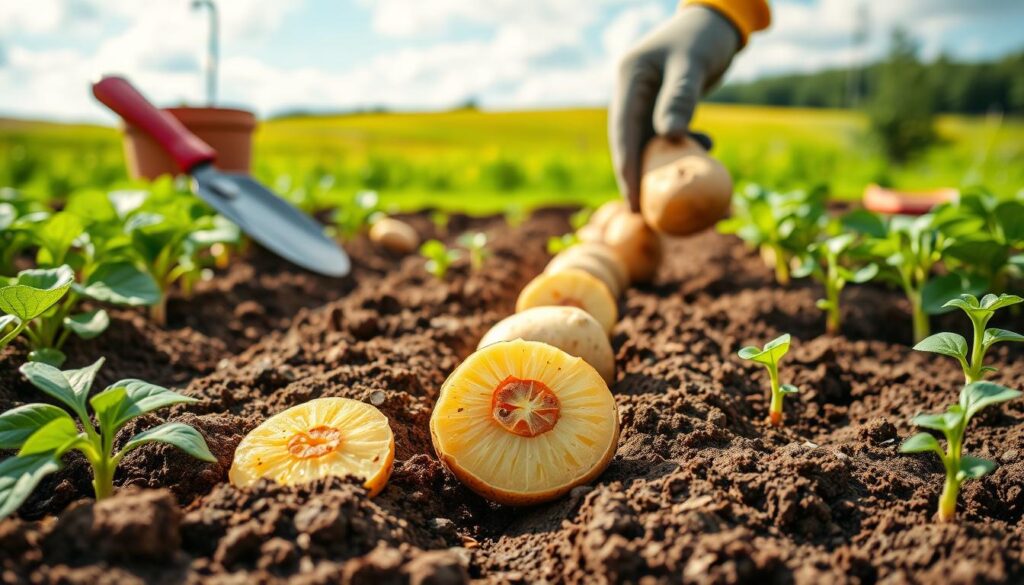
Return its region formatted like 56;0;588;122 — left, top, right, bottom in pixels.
1;0;1022;122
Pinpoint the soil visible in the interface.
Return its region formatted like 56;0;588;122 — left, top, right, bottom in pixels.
1;208;1023;584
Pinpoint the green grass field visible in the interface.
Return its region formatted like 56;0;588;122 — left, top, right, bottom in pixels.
2;104;1022;214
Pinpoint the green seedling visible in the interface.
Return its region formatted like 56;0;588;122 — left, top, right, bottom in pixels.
420;239;461;280
546;207;593;255
717;185;828;285
334;190;381;241
124;195;240;326
0;358;215;519
794;233;878;334
856;212;983;343
457;232;490;271
738;334;799;426
430;211;450;237
914;293;1024;384
900;381;1020;522
932;189;1024;293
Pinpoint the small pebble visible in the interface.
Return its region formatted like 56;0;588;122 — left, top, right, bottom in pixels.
370;390;386;406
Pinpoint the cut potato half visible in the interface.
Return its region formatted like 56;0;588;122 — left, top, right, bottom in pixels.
229;397;395;496
478;306;615;384
431;339;619;505
549;242;630;292
516;269;618;335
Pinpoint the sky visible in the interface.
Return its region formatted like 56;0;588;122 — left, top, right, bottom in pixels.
1;0;1022;123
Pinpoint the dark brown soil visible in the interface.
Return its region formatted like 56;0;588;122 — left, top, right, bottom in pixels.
2;208;1023;584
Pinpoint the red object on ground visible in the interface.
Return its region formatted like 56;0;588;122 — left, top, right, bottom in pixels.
862;184;959;215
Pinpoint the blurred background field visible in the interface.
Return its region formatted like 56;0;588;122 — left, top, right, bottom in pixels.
3;104;1022;215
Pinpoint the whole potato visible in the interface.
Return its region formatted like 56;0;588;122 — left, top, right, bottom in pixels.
587;200;629;232
478;306;615;384
603;212;662;283
640;136;732;236
369;217;420;254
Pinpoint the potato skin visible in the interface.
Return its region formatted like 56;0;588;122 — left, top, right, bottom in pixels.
602;212;662;283
640;136;732;236
478;306;615;384
556;242;630;291
546;252;622;298
369;217;420;254
588;200;629;232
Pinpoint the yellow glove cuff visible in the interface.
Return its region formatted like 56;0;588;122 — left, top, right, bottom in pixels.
683;0;771;45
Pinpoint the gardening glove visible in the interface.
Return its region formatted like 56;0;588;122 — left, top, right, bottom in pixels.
610;0;770;211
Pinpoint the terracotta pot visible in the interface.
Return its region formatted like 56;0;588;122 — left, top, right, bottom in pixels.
863;184;958;215
122;107;257;179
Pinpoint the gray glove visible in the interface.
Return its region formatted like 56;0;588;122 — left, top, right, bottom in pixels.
609;5;740;211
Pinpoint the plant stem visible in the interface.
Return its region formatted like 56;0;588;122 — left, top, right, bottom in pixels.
937;474;960;522
766;364;783;427
772;245;790;286
966;315;986;384
151;296;168;327
909;290;929;343
825;279;841;335
92;457;115;500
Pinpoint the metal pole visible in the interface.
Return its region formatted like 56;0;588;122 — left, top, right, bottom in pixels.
192;0;219;106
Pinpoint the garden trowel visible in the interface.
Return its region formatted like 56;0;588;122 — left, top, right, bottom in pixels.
92;75;350;277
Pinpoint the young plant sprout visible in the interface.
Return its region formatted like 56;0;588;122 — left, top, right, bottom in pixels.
457;232;490;271
793;233;878;335
420;239;461;280
430;210;450;237
914;293;1024;384
900;381;1020;522
0;359;215;520
334;190;381;241
738;334;799;426
546;207;593;255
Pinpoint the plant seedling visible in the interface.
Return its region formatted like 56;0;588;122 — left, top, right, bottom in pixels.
717;185;828;285
793;233;878;335
457;232;490;271
914;293;1024;384
900;381;1020;522
738;334;799;426
420;239;461;280
0;263;154;366
0;359;215;520
334;190;381;241
430;210;450;237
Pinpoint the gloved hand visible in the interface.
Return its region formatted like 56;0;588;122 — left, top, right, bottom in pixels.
609;5;741;211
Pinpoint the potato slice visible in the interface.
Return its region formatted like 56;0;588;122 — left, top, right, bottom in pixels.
229;397;395;496
546;251;622;298
431;339;619;506
516;269;618;335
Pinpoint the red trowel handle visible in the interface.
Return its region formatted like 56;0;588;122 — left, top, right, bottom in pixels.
92;75;216;172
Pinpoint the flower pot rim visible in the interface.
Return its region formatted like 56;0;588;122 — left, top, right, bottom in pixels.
122;106;257;134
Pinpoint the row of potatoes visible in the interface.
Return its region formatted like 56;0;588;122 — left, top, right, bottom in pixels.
430;136;733;505
228;136;733;506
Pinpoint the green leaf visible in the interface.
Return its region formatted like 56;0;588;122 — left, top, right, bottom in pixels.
995;200;1024;243
33;212;83;265
791;255;817;279
27;348;66;368
65;358;104;397
900;432;943;454
19;362;86;416
960;381;1022;421
79;262;161;306
922;274;987;315
841;209;887;238
984;328;1024;348
120;422;215;462
779;383;799;394
848;263;879;284
737;334;792;366
18;418;82;457
0;453;62;520
980;293;1023;311
911;412;960;432
0;266;74;321
0;404;72;450
64;309;109;340
914;332;968;360
958;455;997;480
92;380;197;433
88;387;126;440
